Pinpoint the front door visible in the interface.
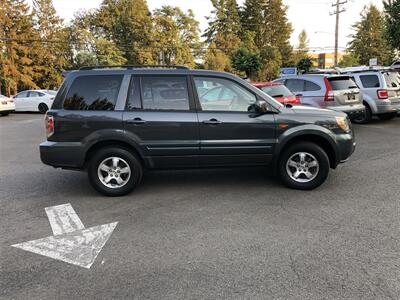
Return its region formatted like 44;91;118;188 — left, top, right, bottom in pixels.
123;75;199;168
192;76;277;167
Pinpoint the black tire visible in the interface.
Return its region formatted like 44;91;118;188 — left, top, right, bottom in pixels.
38;103;49;114
278;142;330;190
378;113;396;121
1;112;9;116
352;103;372;124
88;147;143;196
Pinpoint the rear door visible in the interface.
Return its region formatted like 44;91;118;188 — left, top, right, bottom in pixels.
14;91;30;111
193;76;276;167
27;91;41;111
327;76;361;107
123;75;199;168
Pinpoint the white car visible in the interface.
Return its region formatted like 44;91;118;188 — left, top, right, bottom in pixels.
0;94;15;116
14;90;57;113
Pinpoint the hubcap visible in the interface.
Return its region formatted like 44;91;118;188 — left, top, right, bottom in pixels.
286;152;319;183
97;157;131;189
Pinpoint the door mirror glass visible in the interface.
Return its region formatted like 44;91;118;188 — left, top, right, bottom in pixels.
254;100;270;114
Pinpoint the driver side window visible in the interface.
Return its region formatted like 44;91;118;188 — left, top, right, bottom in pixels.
194;77;256;112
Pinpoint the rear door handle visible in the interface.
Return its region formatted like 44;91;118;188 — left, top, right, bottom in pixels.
203;118;222;125
127;118;147;125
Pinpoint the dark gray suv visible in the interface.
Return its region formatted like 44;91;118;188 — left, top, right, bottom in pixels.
40;66;356;196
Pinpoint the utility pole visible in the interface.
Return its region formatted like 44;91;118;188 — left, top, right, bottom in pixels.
330;0;347;66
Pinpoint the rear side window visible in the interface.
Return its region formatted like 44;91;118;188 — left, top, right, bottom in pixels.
304;80;321;91
261;85;292;97
141;76;189;111
63;75;123;110
285;79;304;92
360;75;380;88
383;72;400;88
328;77;358;90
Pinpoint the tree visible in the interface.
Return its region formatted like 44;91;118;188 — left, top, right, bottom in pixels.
257;46;282;81
204;42;231;71
348;5;393;66
242;0;293;64
204;0;242;66
32;0;68;89
0;0;38;96
338;53;360;67
383;0;400;53
153;6;201;67
297;57;313;73
294;29;309;63
95;0;155;64
231;47;261;78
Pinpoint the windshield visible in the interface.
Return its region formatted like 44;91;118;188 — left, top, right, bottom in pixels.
328;77;358;90
261;85;293;97
383;72;400;89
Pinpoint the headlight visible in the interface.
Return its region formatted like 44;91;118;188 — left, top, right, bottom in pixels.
335;116;350;133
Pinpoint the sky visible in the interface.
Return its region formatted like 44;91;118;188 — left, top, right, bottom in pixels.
27;0;383;53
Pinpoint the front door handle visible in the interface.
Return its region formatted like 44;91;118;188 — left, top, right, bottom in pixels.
127;118;147;125
203;118;222;125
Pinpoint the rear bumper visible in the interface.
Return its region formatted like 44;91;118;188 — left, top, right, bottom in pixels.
40;141;85;169
376;101;400;115
329;104;365;119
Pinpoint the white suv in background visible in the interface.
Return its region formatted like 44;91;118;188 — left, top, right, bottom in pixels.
341;69;400;123
0;94;15;116
13;90;57;113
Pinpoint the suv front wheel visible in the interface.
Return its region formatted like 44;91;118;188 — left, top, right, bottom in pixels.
278;142;330;190
88;147;143;196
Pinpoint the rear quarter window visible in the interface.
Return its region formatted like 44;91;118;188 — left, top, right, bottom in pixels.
63;75;123;110
360;75;380;88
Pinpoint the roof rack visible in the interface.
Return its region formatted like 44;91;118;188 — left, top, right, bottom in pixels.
79;65;190;71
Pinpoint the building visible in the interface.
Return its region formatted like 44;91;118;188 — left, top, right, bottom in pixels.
308;52;344;69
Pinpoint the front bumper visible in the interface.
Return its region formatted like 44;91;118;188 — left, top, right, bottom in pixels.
335;132;356;166
40;141;85;169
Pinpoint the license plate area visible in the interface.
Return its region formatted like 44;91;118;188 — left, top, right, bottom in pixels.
347;93;356;101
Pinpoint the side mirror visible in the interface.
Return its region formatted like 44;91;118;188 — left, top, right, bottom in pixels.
254;100;270;114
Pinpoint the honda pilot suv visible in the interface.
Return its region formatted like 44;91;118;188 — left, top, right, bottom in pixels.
40;66;356;196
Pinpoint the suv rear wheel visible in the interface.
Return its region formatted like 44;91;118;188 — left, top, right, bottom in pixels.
88;147;143;196
352;102;371;124
278;142;330;190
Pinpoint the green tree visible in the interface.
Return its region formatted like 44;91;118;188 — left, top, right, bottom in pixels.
338;53;360;67
297;57;313;73
383;0;400;52
242;0;293;64
348;5;393;66
0;0;38;96
257;46;282;81
204;0;242;66
204;42;231;71
231;47;261;78
153;6;201;67
95;0;155;64
32;0;68;89
294;29;309;63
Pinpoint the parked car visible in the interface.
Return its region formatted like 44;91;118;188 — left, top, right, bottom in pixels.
252;82;301;105
14;90;56;113
274;75;365;121
0;94;15;116
339;69;400;123
40;65;356;196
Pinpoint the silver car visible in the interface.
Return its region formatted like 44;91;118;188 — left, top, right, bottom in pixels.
341;69;400;123
274;75;365;121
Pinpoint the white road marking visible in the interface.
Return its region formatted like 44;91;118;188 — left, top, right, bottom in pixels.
12;203;118;269
45;204;85;235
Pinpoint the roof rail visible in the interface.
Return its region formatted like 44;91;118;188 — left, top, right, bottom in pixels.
79;65;190;71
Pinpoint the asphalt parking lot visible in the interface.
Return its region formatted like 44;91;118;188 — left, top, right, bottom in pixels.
1;113;400;300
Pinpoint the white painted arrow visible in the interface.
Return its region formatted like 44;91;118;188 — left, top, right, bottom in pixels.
12;203;118;269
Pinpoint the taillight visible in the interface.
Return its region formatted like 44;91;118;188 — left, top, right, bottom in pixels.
377;89;388;100
45;114;54;137
324;78;334;102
